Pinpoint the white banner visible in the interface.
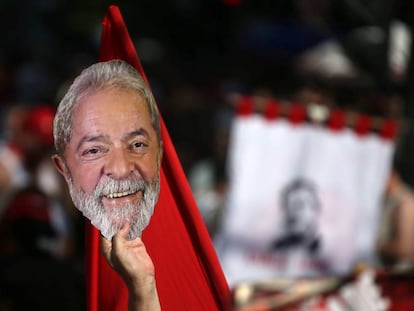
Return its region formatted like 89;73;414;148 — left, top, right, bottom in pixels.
216;110;395;287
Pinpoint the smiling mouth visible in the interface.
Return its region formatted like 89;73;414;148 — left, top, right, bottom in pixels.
106;190;137;199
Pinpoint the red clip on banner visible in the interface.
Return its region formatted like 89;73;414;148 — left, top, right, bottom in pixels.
85;5;231;311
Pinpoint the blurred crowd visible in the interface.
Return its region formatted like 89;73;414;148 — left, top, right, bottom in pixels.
0;0;414;310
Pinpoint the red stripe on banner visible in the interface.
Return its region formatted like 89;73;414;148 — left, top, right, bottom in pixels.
237;96;254;116
86;5;231;311
380;119;398;140
328;109;346;131
289;103;306;124
264;99;280;120
355;114;372;136
234;95;398;141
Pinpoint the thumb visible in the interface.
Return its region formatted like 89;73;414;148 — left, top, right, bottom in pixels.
113;223;131;246
111;223;134;259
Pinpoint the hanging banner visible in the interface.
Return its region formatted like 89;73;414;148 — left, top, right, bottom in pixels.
216;97;397;287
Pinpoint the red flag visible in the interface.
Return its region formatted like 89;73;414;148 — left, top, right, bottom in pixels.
85;5;232;311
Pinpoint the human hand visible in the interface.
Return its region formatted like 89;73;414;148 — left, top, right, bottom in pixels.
100;223;160;310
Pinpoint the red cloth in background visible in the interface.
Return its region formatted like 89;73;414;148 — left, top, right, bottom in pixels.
85;5;231;311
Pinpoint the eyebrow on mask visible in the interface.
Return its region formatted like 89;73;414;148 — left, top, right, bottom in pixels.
123;128;150;141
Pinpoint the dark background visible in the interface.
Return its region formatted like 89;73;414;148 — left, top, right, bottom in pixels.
1;0;414;170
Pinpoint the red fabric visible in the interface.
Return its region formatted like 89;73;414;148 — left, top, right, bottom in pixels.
355;114;372;136
288;103;306;124
328;109;346;131
264;99;281;120
23;105;56;147
3;189;50;223
85;5;232;311
236;96;254;116
380;119;398;140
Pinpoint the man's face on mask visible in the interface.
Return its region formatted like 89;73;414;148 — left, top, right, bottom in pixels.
54;88;162;240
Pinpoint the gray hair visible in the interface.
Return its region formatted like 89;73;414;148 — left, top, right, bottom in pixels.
53;59;161;156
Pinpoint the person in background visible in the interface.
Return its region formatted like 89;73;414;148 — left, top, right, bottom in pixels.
188;107;231;238
0;104;83;310
0;105;30;199
377;168;414;270
377;124;414;270
51;59;162;310
0;104;75;259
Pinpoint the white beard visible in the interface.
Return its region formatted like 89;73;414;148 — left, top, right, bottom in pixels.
68;174;160;240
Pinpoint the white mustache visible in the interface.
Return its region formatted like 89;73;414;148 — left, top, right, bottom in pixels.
68;173;160;240
93;177;147;198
